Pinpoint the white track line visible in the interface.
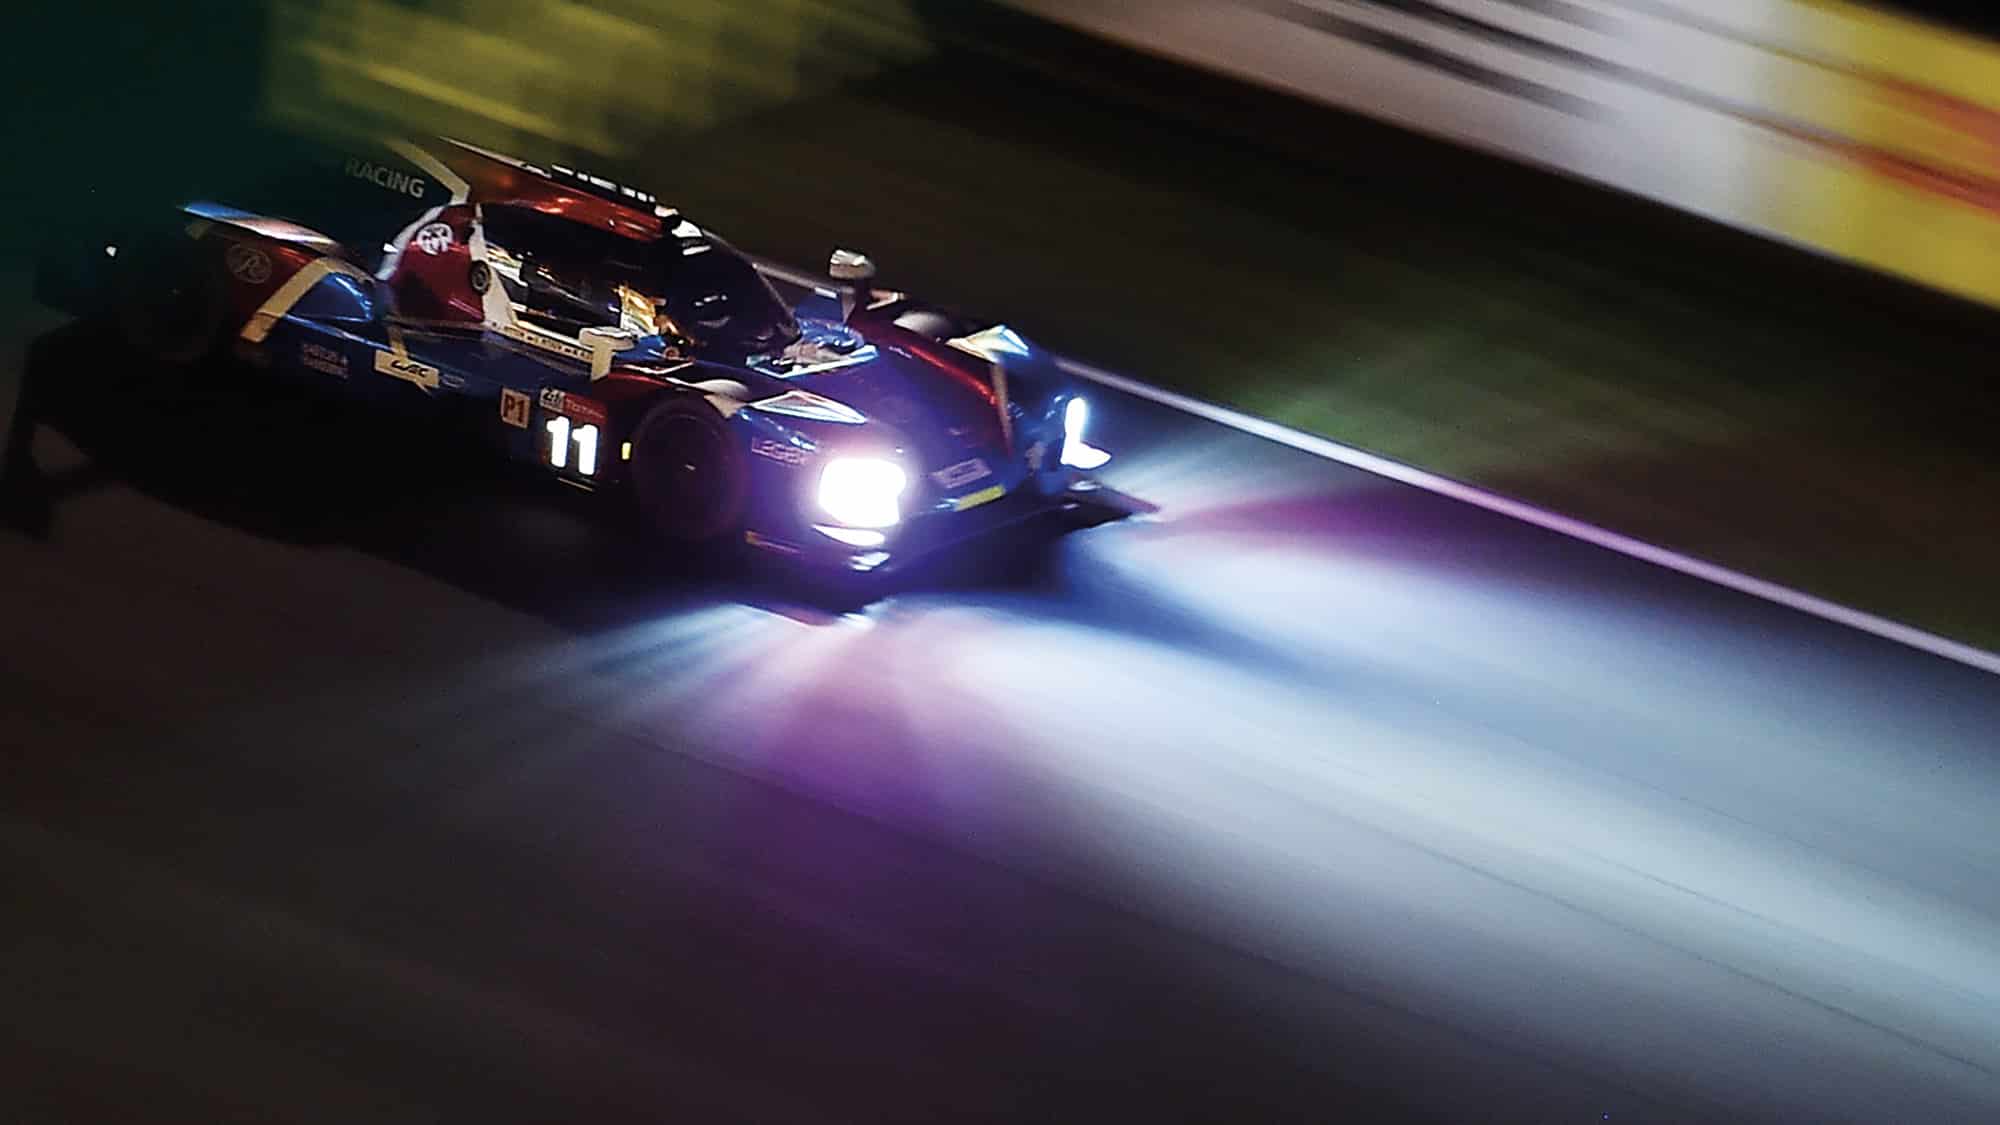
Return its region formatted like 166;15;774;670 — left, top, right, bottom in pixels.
1058;357;2000;678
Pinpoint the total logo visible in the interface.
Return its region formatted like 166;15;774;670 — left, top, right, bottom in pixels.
345;157;428;198
537;386;608;426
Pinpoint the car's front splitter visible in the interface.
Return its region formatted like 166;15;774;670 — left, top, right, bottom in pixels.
745;476;1128;579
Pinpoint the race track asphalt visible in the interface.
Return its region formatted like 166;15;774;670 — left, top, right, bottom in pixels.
4;321;1999;1124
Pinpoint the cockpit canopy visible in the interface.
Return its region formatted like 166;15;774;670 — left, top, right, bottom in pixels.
479;203;798;358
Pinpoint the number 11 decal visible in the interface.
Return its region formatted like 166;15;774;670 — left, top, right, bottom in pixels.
546;416;600;477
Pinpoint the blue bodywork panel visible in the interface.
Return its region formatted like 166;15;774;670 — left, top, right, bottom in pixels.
41;143;1113;577
247;269;1099;575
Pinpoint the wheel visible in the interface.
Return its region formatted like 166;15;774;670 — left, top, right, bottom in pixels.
628;394;747;547
114;239;230;367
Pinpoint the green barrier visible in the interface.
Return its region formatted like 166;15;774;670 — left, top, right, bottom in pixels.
262;0;930;158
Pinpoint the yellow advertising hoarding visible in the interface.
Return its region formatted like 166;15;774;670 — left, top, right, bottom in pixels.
1765;1;2000;304
1008;0;2000;310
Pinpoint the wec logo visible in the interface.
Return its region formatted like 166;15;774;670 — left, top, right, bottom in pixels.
373;350;441;391
345;157;428;198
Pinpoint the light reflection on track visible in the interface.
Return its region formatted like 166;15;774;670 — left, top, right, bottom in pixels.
4;330;1999;1123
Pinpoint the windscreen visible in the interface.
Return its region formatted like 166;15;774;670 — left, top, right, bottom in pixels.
481;204;798;358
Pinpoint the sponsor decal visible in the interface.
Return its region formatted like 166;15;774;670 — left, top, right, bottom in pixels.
414;222;454;256
503;321;593;364
536;386;608;426
951;484;1007;512
440;373;467;390
931;458;991;489
299;342;347;378
750;436;810;466
499;388;533;429
374;350;441;391
345;156;428;198
224;244;272;285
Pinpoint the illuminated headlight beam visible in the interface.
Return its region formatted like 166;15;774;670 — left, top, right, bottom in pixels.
817;458;907;529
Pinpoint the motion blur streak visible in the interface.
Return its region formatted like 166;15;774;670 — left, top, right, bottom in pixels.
273;388;1996;1122
7;373;2000;1120
263;0;930;150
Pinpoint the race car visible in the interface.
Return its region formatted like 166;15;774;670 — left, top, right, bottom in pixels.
36;137;1125;578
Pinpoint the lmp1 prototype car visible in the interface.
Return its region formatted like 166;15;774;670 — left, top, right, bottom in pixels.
36;137;1123;577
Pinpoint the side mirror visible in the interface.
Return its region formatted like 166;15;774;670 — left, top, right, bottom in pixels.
829;248;876;283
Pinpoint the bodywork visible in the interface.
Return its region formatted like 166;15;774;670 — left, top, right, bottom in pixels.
42;137;1121;576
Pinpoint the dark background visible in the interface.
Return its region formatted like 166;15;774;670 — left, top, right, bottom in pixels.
7;3;2000;1123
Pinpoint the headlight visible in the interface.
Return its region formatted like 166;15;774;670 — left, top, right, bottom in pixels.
817;458;907;528
1060;396;1111;470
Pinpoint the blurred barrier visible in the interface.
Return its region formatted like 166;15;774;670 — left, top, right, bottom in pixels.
1002;0;2000;309
263;0;929;161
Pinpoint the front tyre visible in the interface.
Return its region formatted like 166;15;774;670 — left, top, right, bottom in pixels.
628;394;747;548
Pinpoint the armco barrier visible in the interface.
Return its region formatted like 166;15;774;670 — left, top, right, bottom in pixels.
1003;0;2000;309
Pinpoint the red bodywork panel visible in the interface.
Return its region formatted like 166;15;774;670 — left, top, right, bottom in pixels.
432;143;664;241
184;226;327;340
383;205;484;324
849;312;1010;454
